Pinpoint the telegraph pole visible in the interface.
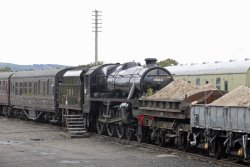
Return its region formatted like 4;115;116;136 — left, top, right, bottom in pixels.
92;10;102;65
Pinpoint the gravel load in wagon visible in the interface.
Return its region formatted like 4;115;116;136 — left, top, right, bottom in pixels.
208;86;250;107
139;80;222;120
192;86;250;132
141;79;217;101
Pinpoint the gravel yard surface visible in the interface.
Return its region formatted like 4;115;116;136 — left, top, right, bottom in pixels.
0;117;221;167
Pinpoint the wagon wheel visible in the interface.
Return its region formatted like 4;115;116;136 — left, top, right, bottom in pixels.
156;129;165;147
136;125;145;143
214;141;223;160
22;110;29;120
106;123;116;137
126;125;135;141
14;109;21;119
96;105;106;135
209;139;222;159
177;132;188;150
117;124;126;139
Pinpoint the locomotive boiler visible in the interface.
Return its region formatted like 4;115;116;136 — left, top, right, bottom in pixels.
88;58;172;98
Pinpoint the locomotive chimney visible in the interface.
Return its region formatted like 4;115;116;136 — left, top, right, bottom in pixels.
145;58;157;67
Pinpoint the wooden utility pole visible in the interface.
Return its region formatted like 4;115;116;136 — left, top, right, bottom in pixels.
92;10;102;65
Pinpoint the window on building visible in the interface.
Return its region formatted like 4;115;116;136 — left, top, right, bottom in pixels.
206;81;209;84
224;81;228;92
196;78;200;86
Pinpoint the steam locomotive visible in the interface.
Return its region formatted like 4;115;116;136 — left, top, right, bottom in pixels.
83;58;173;138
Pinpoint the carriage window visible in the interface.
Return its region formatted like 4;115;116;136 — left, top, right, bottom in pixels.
38;80;40;95
47;80;50;95
15;83;18;95
0;81;1;90
34;82;37;95
19;82;23;95
24;82;27;94
43;82;46;96
49;80;53;95
216;78;221;90
29;82;32;94
3;81;5;91
224;81;228;92
11;83;13;93
5;81;9;92
12;83;14;93
196;78;200;86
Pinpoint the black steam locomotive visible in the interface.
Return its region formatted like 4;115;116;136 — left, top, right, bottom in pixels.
83;58;173;138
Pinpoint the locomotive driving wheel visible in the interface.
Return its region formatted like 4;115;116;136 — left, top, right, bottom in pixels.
116;123;126;139
96;105;105;135
106;123;116;137
96;121;105;134
106;108;116;136
126;125;135;141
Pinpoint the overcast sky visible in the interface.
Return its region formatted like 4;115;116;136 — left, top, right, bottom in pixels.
0;0;250;66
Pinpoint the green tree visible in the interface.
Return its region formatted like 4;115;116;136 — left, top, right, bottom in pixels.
157;58;178;67
0;66;12;72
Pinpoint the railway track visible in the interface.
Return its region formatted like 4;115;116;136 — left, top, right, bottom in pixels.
0;117;246;166
92;133;247;167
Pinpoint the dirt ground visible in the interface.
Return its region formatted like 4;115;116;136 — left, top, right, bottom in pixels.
0;117;221;167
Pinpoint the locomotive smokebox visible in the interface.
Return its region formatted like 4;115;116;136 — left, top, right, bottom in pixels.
145;58;157;67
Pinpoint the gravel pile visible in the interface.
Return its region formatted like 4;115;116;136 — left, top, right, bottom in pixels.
209;86;250;107
143;79;216;100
